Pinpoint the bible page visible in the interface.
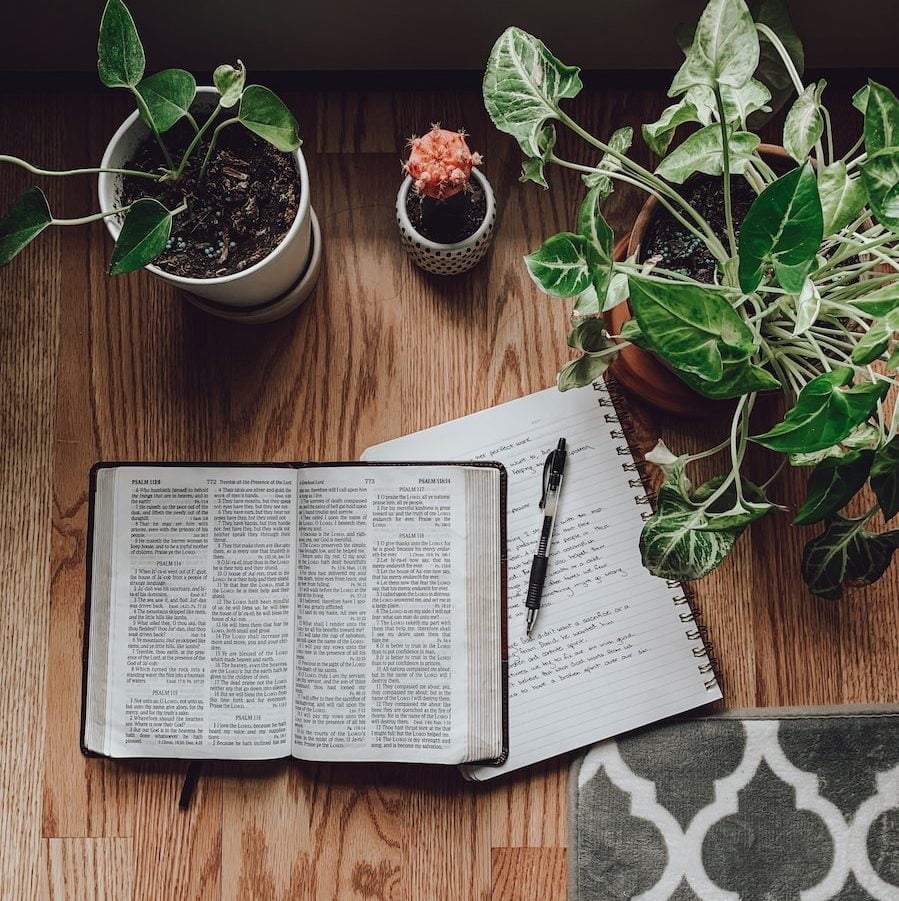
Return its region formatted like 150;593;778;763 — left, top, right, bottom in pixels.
363;386;722;780
93;466;298;759
292;465;472;763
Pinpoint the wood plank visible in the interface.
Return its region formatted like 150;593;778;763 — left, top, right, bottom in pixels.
491;847;567;901
42;838;132;901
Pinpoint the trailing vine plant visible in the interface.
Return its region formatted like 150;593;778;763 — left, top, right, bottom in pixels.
482;0;899;599
0;0;301;274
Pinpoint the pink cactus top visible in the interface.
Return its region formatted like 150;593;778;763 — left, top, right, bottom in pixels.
404;126;483;200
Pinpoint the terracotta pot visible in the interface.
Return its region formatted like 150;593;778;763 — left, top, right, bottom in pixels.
604;144;792;416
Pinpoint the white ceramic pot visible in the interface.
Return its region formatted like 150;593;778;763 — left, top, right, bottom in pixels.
98;86;313;309
396;169;496;275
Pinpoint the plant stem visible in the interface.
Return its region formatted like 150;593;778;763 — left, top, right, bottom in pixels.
551;154;729;262
840;134;865;164
0;155;161;180
50;205;132;226
821;104;835;166
173;105;223;179
714;88;737;260
129;87;176;171
756;23;805;96
555;110;729;262
198;117;240;180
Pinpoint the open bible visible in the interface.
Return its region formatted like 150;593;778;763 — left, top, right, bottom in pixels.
82;462;507;766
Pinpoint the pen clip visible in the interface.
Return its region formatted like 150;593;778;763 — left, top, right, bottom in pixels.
539;453;552;509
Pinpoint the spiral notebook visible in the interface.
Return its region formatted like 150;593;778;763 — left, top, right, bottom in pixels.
363;378;722;780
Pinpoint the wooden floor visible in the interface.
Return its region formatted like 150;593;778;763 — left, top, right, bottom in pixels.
1;73;897;901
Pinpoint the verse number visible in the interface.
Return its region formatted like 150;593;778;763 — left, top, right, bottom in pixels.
364;478;375;484
206;479;218;485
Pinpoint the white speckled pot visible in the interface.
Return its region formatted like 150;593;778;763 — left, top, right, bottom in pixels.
396;169;496;275
98;87;314;312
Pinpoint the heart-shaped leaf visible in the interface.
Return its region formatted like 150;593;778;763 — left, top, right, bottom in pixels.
818;161;866;237
628;275;756;382
863;80;899;155
693;475;774;531
520;124;556;188
738;163;823;292
238;85;301;152
791;277;821;336
870;437;899;520
751;366;889;453
853;85;870;114
802;515;898;599
639;462;746;581
670;0;760;93
214;61;246;109
108;199;172;275
655;124;759;184
557;319;618;390
793;449;874;525
783;80;825;162
97;0;145;89
575;187;614;309
789;422;880;466
643;99;705;156
0;187;52;267
860;148;899;231
524;233;599;298
851;308;899;365
136;69;196;133
483;27;582;158
582;127;633;196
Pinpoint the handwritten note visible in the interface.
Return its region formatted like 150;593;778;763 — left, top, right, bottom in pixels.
363;385;721;779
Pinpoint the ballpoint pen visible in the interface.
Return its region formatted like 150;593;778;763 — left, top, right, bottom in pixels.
525;438;567;637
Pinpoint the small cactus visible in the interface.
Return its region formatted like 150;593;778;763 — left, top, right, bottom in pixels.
404;125;483;200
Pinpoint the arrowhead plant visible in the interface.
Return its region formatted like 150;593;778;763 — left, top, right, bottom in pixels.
0;0;301;276
482;0;899;600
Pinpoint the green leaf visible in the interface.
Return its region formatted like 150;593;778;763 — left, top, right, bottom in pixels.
738;163;823;292
751;367;889;453
793;449;874;525
520;124;556;188
602;272;630;314
889;347;899;370
628;275;756;382
675;358;780;399
860;148;899;231
97;0;145;89
802;515;898;599
483;27;582;158
558;319;618;390
135;69;196;134
238;85;301;152
524;233;599;298
639;462;744;580
791;277;820;337
852;85;870;115
818;161;866;238
851;308;899;365
655;124;759;184
575;187;614;310
0;187;52;267
789;422;880;466
717;79;772;125
870;436;899;520
849;285;899;318
213;61;246;109
783;80;825;162
863;80;899;156
582;127;633;196
643;100;704;156
108;199;172;275
670;0;760;93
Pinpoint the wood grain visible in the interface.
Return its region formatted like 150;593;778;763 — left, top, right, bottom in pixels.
1;74;897;901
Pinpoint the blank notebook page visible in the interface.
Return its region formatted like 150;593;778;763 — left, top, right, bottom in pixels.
363;384;721;780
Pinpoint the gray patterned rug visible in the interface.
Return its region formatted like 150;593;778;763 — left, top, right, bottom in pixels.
569;707;899;900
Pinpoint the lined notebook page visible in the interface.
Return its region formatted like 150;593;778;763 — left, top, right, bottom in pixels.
363;385;722;780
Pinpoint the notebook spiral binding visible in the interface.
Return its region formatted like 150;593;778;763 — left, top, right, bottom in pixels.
594;375;723;694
